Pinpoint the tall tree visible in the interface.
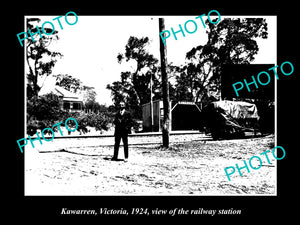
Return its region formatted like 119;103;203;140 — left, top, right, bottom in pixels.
26;18;62;99
206;18;268;84
107;36;159;119
175;18;268;103
176;44;217;102
207;18;268;65
117;36;158;104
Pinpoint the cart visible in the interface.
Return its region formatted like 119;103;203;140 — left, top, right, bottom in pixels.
201;100;260;140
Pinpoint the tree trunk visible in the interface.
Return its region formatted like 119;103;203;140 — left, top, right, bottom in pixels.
159;18;170;148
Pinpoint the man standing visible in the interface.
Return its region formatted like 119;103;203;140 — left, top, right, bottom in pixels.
112;101;133;162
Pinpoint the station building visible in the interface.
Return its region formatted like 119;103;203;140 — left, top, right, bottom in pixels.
142;100;201;132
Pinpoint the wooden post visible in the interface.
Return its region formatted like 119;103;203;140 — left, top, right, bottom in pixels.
150;72;154;132
159;18;170;148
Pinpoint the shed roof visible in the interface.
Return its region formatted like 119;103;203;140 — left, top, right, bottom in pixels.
39;85;83;102
171;101;201;112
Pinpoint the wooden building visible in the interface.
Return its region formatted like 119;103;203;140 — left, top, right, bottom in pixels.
142;100;171;132
39;85;83;112
142;100;201;132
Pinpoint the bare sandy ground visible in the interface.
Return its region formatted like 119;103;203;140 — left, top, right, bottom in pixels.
24;134;276;195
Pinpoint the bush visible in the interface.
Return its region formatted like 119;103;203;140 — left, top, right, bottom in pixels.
27;94;114;135
66;111;113;134
27;94;66;135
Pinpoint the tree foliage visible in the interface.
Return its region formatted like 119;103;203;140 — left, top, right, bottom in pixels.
108;18;269;120
26;18;62;99
175;18;268;103
107;36;160;119
54;74;83;93
54;74;102;113
27;93;66;135
206;18;268;65
27;93;114;135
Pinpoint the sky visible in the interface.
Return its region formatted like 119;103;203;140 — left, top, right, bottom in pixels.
26;15;276;105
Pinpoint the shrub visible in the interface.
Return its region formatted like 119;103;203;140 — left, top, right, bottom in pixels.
27;94;66;135
27;94;114;136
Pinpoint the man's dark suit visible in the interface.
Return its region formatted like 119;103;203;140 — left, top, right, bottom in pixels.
113;110;132;160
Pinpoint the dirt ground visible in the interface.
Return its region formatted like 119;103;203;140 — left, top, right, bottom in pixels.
24;134;276;195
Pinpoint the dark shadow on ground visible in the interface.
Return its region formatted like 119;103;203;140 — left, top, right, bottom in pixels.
39;149;101;156
103;157;124;161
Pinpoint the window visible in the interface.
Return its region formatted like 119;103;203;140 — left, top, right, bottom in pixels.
63;102;70;110
73;103;81;110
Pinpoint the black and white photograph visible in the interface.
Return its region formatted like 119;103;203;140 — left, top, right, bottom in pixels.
22;15;277;195
14;6;297;220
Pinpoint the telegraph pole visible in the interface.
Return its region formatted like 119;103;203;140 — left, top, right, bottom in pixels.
149;71;154;132
159;18;170;148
